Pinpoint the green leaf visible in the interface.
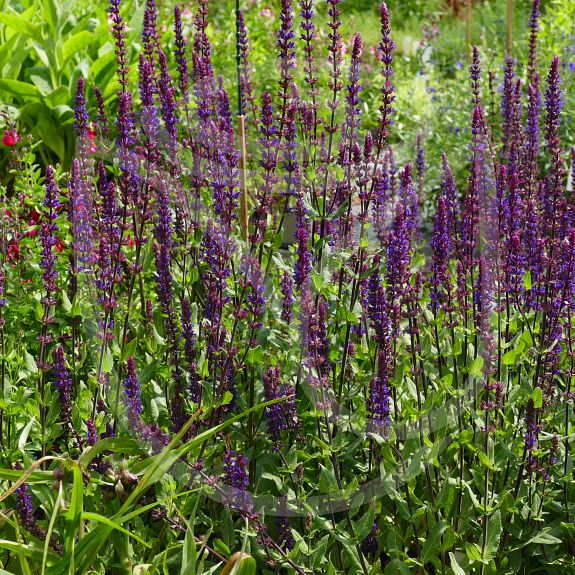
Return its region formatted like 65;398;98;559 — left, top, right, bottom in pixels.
353;505;375;542
63;30;101;62
478;450;497;472
501;349;516;365
482;510;501;561
531;387;543;409
78;437;144;468
465;542;482;563
221;553;256;575
449;552;466;575
523;271;532;291
517;529;562;548
421;520;447;563
0;79;41;100
24;351;38;374
80;512;149;547
65;464;84;553
180;526;197;575
469;356;484;378
0;540;58;563
0;12;38;37
42;0;58;34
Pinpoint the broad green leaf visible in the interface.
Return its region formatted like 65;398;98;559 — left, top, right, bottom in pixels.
63;30;101;62
421;520;447;563
501;349;516;365
449;552;466;575
531;387;543;409
482;510;501;561
353;504;375;542
469;356;484;378
42;0;58;35
0;13;38;38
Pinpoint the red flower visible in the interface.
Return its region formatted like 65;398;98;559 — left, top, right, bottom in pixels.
2;129;20;147
28;208;41;224
7;240;19;261
55;238;65;252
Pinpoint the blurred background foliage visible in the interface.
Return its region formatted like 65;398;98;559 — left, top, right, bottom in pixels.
0;0;573;189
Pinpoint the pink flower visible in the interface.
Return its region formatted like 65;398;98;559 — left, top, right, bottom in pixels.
87;128;97;154
2;129;20;147
260;7;272;18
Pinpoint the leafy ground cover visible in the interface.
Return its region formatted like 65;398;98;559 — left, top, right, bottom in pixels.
0;0;575;573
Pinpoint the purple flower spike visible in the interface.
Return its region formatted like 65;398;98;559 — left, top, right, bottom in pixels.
377;2;395;152
74;77;88;137
430;195;453;313
53;346;73;439
15;481;47;541
262;366;298;444
124;356;143;427
174;5;189;102
223;440;252;510
470;45;481;107
40;167;60;305
527;0;541;83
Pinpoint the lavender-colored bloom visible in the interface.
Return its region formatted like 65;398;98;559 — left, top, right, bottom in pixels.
372;171;389;244
86;418;97;446
174;6;189;102
299;0;317;106
223;442;251;510
294;194;311;289
262;366;299;443
361;523;379;556
15;481;47;541
139;55;160;153
237;9;256;118
157;49;179;148
545;57;562;155
400;163;419;235
109;0;129;90
94;87;109;138
441;153;459;246
343;33;362;143
153;180;185;429
430;195;453;313
277;496;295;550
368;334;392;438
142;0;159;65
524;399;539;470
53;346;73;436
74;77;88;137
307;296;331;380
241;256;266;333
527;0;541;83
526;73;541;175
40;167;60;306
124;356;143;427
277;0;296;135
281;271;294;324
386;202;411;304
470;46;481;107
377;2;395;152
181;298;200;404
501;57;515;154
